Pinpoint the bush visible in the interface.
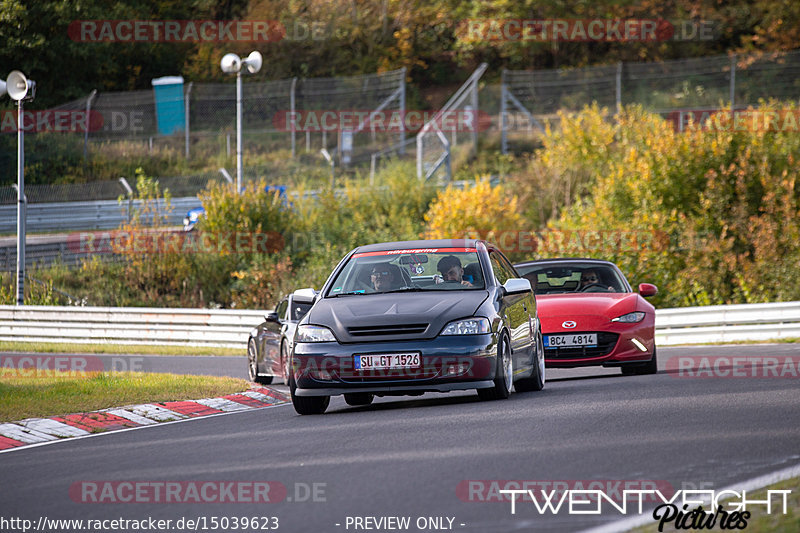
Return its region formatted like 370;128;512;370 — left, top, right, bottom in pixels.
423;176;522;252
540;102;800;307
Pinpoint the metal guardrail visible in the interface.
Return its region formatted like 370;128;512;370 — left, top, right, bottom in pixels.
0;306;267;349
0;197;202;234
654;301;800;345
0;301;798;351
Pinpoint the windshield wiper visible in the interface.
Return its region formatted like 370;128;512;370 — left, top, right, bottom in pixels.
383;286;426;294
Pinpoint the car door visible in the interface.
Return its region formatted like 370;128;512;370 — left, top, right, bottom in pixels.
489;250;535;375
261;298;287;374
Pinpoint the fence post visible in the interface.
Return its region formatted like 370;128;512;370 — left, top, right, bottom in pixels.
470;73;479;154
290;77;297;158
500;70;508;155
184;82;193;159
83;90;97;158
399;68;406;155
730;54;736;108
616;61;623;114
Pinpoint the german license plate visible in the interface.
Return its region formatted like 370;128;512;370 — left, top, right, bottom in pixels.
544;333;598;347
354;353;421;370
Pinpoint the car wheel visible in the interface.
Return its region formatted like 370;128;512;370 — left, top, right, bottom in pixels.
636;346;658;375
248;338;273;385
289;375;329;415
516;330;545;392
281;342;291;385
478;334;512;401
344;393;374;406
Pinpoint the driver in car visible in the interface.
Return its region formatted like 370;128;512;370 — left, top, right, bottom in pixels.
579;269;612;292
370;264;402;292
435;255;473;286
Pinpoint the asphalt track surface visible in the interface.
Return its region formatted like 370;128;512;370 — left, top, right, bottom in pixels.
1;344;799;532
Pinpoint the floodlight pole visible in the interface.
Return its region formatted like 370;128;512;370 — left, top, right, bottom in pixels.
236;70;243;194
16;99;25;305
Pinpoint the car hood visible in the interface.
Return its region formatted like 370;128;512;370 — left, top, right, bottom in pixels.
536;293;640;329
308;290;490;343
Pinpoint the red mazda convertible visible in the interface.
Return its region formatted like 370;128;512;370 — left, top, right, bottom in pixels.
513;258;658;375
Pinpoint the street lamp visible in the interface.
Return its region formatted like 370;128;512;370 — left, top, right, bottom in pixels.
220;51;262;193
2;70;36;305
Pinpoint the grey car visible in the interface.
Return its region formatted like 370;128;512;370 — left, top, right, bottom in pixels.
247;289;315;384
289;239;546;414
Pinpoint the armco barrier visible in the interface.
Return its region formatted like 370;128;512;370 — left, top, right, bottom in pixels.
654;301;800;345
0;306;266;349
0;197;202;234
0;301;798;350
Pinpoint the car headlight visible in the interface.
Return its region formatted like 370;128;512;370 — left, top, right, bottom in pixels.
441;317;491;335
611;312;646;323
295;325;337;343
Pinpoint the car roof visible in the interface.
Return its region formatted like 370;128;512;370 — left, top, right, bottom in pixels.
514;258;617;268
352;239;487;254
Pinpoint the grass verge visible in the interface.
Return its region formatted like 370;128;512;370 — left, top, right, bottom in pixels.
632;476;800;532
0;370;251;422
0;341;241;356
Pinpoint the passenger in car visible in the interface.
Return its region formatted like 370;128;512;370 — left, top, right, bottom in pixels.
435;256;473;286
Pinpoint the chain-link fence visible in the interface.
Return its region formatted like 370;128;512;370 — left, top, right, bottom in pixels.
415;63;487;182
501;50;800;152
50;68;407;167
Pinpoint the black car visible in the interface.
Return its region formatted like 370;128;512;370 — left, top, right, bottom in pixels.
288;239;546;414
247;288;316;384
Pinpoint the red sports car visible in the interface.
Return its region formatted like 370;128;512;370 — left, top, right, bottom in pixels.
513;258;658;375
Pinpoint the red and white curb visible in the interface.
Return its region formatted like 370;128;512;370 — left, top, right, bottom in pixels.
0;386;288;452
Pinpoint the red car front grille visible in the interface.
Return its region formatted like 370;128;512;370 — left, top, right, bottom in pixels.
544;332;619;359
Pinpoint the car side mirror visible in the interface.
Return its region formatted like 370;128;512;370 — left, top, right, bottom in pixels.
265;311;280;323
639;283;658;297
293;287;317;304
502;278;532;295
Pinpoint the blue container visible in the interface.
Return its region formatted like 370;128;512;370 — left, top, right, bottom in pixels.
151;76;185;135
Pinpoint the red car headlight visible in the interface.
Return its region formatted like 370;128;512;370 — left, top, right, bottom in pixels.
611;312;646;323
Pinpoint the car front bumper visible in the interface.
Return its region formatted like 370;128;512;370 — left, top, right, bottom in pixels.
542;324;655;368
291;334;497;396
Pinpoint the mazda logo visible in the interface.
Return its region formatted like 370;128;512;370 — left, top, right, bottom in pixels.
562;320;577;329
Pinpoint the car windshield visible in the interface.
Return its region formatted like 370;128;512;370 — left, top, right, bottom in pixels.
515;263;628;295
326;247;485;296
